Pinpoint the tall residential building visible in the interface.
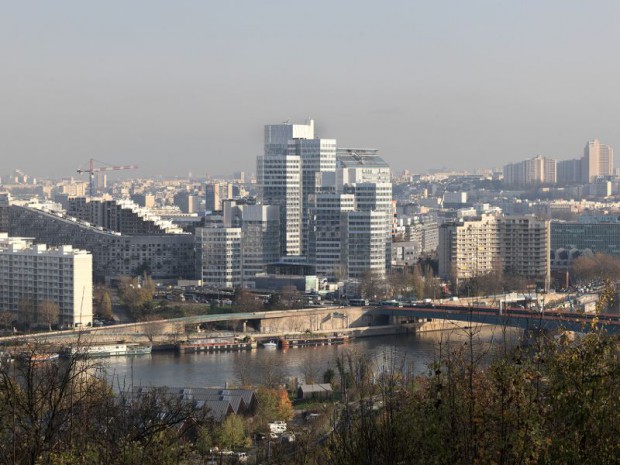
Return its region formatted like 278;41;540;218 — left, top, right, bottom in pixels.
438;214;501;281
195;225;242;289
293;137;337;255
257;154;302;256
308;193;355;277
349;182;393;269
503;156;557;186
344;210;388;279
259;119;336;256
0;234;93;327
583;139;614;183
223;200;280;286
438;215;550;286
557;159;582;185
500;217;550;281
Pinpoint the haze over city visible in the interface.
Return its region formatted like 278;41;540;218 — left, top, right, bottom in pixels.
2;0;619;178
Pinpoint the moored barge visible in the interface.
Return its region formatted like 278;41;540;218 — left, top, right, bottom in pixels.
176;336;256;353
279;333;349;348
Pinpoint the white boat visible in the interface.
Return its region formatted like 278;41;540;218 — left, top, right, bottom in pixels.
66;343;152;357
261;340;278;349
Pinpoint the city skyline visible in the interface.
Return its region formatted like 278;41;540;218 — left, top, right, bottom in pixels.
2;1;619;178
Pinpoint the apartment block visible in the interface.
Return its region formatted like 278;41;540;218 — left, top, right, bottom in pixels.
0;234;93;327
9;202;195;281
196;225;242;289
439;215;550;285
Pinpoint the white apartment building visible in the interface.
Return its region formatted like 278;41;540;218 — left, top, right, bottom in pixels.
438;214;501;281
195;226;242;289
309;193;355;277
438;215;550;286
0;234;93;327
583;139;614;183
259;119;337;257
223;201;280;286
501;217;550;284
350;182;393;270
257;154;302;256
344;210;387;279
292;137;337;255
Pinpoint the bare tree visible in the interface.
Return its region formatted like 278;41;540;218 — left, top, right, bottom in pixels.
38;300;60;331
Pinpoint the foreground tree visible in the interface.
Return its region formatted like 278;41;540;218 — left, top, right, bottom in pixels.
38;300;60;330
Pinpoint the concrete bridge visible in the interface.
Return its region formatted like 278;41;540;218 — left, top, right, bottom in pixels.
373;304;620;334
0;307;376;346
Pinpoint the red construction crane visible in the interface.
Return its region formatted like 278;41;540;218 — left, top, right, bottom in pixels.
77;158;138;196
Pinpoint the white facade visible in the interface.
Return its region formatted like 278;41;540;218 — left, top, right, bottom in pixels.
351;182;393;270
196;226;242;289
583;139;614;183
258;155;302;256
264;119;315;156
344;210;387;279
0;234;93;327
309;193;355;277
293;138;337;255
438;215;550;286
223;201;280;286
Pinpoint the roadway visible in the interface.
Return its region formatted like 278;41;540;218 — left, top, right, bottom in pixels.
373;304;620;334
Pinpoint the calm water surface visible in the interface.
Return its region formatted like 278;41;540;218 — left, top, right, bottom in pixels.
103;325;521;389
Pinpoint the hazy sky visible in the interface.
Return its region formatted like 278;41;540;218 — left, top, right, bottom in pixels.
1;1;619;179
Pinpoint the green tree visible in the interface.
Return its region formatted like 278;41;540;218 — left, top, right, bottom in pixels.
217;414;247;450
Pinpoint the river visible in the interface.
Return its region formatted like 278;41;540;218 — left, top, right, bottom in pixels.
103;325;521;390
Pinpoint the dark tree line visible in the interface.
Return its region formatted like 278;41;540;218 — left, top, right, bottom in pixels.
0;342;211;465
325;327;620;465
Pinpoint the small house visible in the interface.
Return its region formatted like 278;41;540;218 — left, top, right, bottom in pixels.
297;383;333;401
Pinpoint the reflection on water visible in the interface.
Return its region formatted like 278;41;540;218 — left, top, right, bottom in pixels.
104;324;521;389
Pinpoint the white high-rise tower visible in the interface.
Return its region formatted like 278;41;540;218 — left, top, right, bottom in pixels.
583;139;614;183
258;119;336;257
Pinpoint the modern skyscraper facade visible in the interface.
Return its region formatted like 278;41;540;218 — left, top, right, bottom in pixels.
257;119;393;280
257;154;302;256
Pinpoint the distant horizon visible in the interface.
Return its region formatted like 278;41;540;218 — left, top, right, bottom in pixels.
2;1;618;179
